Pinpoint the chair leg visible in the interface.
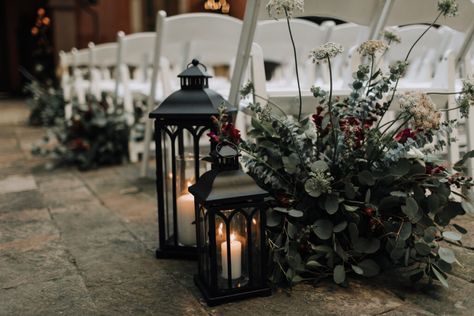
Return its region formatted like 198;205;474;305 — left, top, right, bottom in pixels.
140;112;155;178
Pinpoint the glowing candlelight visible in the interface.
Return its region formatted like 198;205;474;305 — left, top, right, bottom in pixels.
221;233;242;279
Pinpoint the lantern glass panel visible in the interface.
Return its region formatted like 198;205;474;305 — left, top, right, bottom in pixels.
198;206;211;285
250;210;262;283
160;126;211;248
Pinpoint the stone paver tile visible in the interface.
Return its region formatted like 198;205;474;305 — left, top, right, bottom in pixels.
0;174;37;194
35;172;83;192
41;185;95;208
88;270;207;316
206;280;404;316
0;190;45;213
0;242;77;290
0;208;57;244
0;275;97;315
377;273;474;316
0;151;25;166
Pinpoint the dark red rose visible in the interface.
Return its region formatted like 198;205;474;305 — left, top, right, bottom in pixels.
394;128;417;143
364;207;375;217
207;131;220;143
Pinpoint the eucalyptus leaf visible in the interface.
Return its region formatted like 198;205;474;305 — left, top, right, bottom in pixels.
424;226;437;243
325;194;340;215
399;222;412;241
267;209;282;227
351;264;364;275
306;260;323;269
453;223;467;234
414;242;431;256
310;160;329;172
438;247;456;263
333;221;348;233
391;159;410;176
358;170;375;186
442;231;462;241
432;265;449;288
313;219;334;240
344;204;359;212
358;259;380;277
344;182;356;199
333;265;346;284
288;209;304;218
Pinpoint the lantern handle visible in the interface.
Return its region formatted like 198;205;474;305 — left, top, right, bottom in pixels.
188;59;207;71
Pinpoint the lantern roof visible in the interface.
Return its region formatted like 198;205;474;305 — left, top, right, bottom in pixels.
149;89;235;120
189;168;269;205
149;59;237;120
189;144;268;204
178;59;212;78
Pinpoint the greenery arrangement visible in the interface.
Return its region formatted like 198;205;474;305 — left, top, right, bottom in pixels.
32;94;130;170
22;72;64;126
225;0;474;288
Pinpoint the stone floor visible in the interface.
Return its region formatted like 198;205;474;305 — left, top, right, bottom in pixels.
1;99;474;315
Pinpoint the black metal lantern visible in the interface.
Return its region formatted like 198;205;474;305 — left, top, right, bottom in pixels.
189;144;271;306
149;59;237;259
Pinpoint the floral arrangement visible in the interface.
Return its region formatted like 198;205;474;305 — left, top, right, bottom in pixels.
224;0;474;287
22;71;64;126
32;94;130;170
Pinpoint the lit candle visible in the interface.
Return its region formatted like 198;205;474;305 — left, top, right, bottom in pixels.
221;233;242;279
177;182;196;246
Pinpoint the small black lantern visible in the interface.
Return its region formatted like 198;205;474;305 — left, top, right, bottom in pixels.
189;144;271;306
149;59;237;259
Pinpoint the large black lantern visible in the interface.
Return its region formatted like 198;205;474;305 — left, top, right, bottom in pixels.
149;59;237;259
189;144;271;306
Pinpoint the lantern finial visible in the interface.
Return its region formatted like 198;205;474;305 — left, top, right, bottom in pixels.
213;143;239;170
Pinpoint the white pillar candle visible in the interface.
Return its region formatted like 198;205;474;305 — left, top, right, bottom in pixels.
221;233;242;279
176;193;196;246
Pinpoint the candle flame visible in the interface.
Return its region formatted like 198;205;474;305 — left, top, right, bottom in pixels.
230;233;236;242
218;223;223;236
186;181;192;188
252;218;257;225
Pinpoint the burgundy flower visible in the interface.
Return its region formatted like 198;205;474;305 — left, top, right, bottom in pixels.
207;131;220;143
394;128;417;143
222;123;241;144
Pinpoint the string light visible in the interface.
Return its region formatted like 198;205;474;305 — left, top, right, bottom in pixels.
204;0;230;14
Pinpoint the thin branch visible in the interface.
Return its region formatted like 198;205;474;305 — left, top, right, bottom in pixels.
284;8;302;121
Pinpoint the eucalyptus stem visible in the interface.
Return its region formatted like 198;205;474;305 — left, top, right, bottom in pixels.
366;55;375;96
327;56;338;164
427;91;463;96
252;92;288;117
284;8;302;121
240;147;293;187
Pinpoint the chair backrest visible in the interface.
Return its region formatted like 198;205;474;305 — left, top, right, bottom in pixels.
160;13;243;70
117;32;156;68
385;25;443;63
327;23;369;53
71;47;90;69
90;42;118;68
255;19;330;65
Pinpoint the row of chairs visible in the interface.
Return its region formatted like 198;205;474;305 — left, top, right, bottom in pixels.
58;11;473;176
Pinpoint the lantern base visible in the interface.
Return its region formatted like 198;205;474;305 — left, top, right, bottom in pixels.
194;275;272;306
155;248;197;260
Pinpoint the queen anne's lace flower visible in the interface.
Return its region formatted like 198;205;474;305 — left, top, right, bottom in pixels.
438;0;458;17
310;42;344;62
358;40;388;56
266;0;304;18
304;170;333;197
398;92;441;130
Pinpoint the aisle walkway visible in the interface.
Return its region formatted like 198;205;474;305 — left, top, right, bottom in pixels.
1;99;474;315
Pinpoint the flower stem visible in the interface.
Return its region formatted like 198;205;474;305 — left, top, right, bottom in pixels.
285;8;302;121
366;55;375;96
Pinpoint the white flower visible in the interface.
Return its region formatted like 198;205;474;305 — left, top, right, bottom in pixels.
266;0;304;19
405;147;425;160
438;0;458;17
310;42;344;62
